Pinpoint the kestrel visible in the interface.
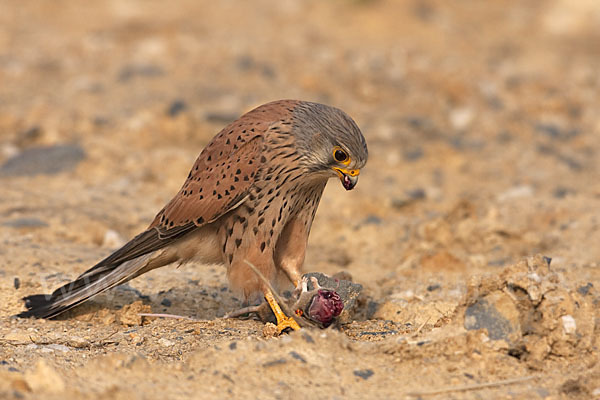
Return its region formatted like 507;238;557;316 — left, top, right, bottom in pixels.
18;100;368;333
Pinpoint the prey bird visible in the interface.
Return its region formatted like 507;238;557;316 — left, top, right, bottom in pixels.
18;100;368;333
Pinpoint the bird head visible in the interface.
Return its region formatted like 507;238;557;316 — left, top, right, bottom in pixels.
292;102;368;191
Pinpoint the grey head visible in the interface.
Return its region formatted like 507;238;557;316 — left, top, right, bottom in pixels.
291;101;368;190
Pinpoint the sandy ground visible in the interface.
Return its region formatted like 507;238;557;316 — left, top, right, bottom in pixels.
1;0;600;398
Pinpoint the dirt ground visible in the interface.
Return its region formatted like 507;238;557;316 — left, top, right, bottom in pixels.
1;0;600;398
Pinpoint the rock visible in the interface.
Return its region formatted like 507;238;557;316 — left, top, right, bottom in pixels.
561;315;576;334
497;185;534;201
167;100;187;117
449;107;474;130
102;229;125;248
0;144;86;176
24;360;65;393
577;282;593;296
158;338;174;347
160;298;172;307
45;344;70;353
4;330;31;343
67;336;89;348
464;292;520;343
402;147;424;161
353;369;374;380
117;64;164;82
534;123;579;141
2;218;48;228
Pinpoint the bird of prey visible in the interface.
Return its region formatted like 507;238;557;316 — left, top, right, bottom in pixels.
18;100;368;333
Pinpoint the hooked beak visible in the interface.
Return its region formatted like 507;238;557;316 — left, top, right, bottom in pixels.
332;167;360;190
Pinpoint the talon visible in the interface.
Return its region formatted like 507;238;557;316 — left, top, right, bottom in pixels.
264;289;301;333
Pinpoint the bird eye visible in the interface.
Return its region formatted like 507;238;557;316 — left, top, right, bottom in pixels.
333;147;349;163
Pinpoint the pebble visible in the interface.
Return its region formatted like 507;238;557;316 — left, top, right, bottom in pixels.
160;298;172;307
449;107;474;130
167;100;187;117
497;185;534;201
48;344;71;353
353;369;374;380
561;315;576;335
2;218;48;229
158;338;175;347
0;144;86;176
118;64;164;82
103;229;125;248
464;294;519;342
67;336;89;348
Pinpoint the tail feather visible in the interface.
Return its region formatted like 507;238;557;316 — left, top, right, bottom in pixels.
17;252;166;319
18;224;197;319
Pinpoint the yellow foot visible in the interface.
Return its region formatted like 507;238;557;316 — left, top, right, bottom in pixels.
264;289;300;333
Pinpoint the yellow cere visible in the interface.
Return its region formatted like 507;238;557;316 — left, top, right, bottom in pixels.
332;166;360;177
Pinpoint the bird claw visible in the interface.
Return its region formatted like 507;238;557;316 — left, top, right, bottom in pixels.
276;314;301;333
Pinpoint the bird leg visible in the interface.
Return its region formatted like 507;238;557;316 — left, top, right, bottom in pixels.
264;289;301;333
242;260;303;333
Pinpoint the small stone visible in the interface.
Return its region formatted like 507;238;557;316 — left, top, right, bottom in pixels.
449;107;474;130
13;277;20;290
0;144;86;176
118;64;164;82
289;351;306;363
167;100;187;117
363;215;382;225
2;218;48;229
497;185;533;201
160;298;172;307
561;315;576;334
103;229;125;248
403;147;424;161
67;336;89;348
4;331;30;342
262;358;287;368
577;283;593;296
464;292;520;343
158;338;174;347
45;344;70;353
301;332;315;343
353;369;374;380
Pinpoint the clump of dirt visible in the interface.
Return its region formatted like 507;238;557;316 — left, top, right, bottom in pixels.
2;0;600;398
461;254;599;368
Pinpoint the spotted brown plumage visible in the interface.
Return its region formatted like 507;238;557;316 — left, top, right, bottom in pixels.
18;100;368;333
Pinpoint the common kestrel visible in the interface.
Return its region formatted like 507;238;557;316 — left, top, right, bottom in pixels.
18;100;368;332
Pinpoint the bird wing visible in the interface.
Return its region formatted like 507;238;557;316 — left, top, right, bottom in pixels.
150;100;298;232
150;134;265;231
